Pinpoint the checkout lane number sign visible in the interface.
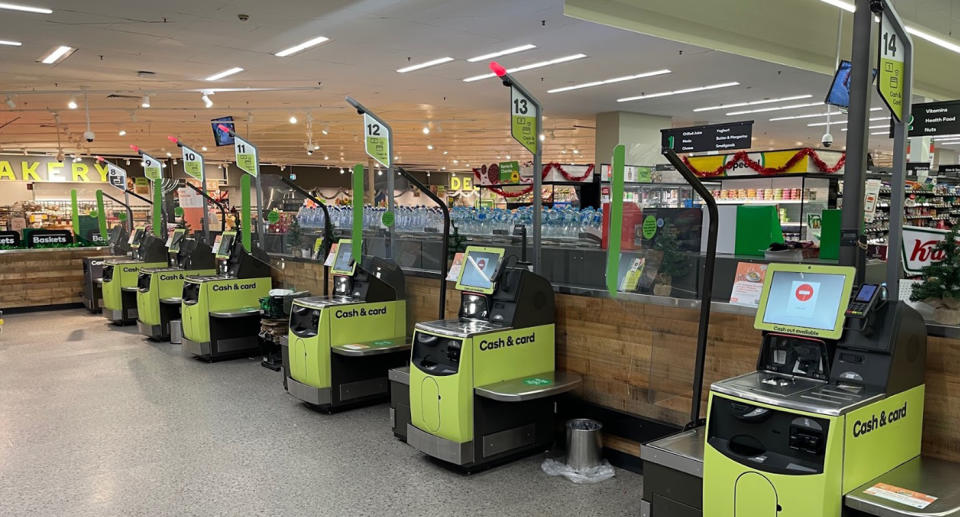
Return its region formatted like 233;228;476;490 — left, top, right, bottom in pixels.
363;113;390;168
234;135;258;177
181;144;204;181
142;153;162;182
107;163;126;191
878;12;906;122
511;86;537;155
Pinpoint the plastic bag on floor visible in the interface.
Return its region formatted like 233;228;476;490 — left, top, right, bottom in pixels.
541;457;616;484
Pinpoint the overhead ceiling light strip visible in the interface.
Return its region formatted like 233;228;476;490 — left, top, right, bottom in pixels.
397;56;455;73
617;81;740;102
0;2;52;14
807;116;888;127
770;106;883;121
466;44;536;62
726;101;824;116
39;45;73;64
547;69;671;94
273;36;330;57
463;53;587;82
694;94;813;112
205;67;244;81
0;40;22;46
819;0;960;55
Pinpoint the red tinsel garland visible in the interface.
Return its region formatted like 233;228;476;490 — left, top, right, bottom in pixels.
683;148;846;177
473;163;595;189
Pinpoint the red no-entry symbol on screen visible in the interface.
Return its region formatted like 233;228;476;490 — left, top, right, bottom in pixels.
477;258;487;270
795;283;815;302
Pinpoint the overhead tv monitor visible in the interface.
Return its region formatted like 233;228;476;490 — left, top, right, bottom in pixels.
167;229;186;254
331;239;356;276
754;263;856;340
129;227;145;249
211;116;235;147
825;60;878;109
216;231;236;259
455;246;505;295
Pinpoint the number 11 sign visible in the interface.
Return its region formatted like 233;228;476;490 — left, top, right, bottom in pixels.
234;135;258;177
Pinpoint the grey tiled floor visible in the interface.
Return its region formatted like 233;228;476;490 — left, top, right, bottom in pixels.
0;309;643;516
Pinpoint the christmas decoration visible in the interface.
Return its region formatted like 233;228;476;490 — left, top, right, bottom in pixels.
683;148;846;177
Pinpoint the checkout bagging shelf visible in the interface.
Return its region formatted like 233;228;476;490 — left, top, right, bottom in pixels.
82;225;132;313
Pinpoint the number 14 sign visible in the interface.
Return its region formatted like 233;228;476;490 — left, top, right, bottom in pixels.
511;86;537;154
878;11;906;122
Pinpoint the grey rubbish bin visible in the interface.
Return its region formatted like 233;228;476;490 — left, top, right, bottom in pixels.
566;418;603;470
169;320;183;345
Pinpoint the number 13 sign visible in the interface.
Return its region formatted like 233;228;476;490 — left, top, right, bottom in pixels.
511;86;537;154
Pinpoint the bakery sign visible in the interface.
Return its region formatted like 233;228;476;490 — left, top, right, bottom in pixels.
901;225;957;274
0;155;124;182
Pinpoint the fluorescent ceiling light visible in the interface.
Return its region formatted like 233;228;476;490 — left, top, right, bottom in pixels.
466;44;536;62
807;116;888;127
818;0;855;13
547;69;671;93
39;45;73;64
205;67;244;81
397;57;454;73
463;53;587;82
273;36;330;57
770;107;882;121
820;0;960;55
617;81;739;102
0;2;52;14
726;102;823;116
0;40;22;46
905;26;960;54
694;94;813;112
842;125;888;131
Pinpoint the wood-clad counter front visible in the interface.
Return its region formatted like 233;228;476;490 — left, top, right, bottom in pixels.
0;247;108;310
271;257;960;464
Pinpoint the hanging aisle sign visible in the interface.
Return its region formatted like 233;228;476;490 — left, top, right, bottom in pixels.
107;162;127;191
234;135;258;177
661;121;753;153
511;86;537;154
181;144;204;181
142;153;162;181
363;113;390;167
878;11;906;122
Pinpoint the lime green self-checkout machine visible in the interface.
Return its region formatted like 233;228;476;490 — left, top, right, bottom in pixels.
101;227;168;324
283;238;409;409
180;231;272;360
136;229;216;340
406;245;574;470
703;263;926;517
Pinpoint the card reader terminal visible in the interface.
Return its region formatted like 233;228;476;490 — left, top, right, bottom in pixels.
845;283;881;318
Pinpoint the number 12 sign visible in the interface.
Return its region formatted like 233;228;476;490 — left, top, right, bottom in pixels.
363;113;390;168
878;12;906;122
511;86;537;154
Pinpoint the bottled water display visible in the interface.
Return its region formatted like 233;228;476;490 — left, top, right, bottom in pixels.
299;204;603;240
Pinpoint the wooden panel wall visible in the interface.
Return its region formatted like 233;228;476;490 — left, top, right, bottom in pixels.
0;248;108;309
271;260;960;463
